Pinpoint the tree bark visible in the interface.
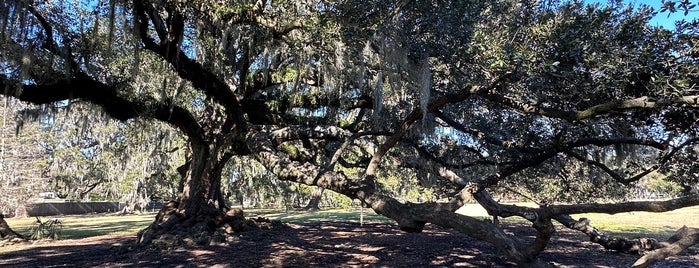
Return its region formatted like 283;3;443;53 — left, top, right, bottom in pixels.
632;226;699;268
304;187;324;210
247;129;554;267
554;215;662;254
0;214;24;241
136;143;252;247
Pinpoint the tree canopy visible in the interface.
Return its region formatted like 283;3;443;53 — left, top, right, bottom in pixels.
2;0;699;266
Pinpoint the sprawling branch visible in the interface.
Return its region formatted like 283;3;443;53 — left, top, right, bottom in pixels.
409;143;494;170
6;2;204;144
0;214;24;240
270;125;350;143
246;128;550;267
546;194;699;215
554;212;699;262
133;0;244;128
0;74;205;145
554;214;662;254
472;136;670;194
481;93;699;121
632;226;699;268
433;109;512;150
562;137;676;184
365;72;513;177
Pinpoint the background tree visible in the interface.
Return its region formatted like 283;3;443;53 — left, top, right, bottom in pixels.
42;105;185;208
1;0;699;267
0;97;50;218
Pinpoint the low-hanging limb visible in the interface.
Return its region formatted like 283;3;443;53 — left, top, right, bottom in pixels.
554;214;662;254
459;139;699;262
554;214;699;265
545;194;699;215
479;92;699;122
542;195;699;256
473;135;698;256
246;127;557;267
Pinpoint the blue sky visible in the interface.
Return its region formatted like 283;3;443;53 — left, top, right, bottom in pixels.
587;0;699;29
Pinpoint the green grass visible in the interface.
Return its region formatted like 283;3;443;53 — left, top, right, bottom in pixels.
570;205;699;238
457;203;699;239
4;204;697;244
5;213;156;240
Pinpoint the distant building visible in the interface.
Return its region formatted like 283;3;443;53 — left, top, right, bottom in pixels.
38;192;59;200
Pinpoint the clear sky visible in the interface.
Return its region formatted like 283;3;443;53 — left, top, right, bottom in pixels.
586;0;699;29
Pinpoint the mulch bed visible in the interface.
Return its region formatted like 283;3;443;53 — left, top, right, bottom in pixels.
1;221;697;267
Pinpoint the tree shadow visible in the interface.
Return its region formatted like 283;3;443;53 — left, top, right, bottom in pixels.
1;221;697;267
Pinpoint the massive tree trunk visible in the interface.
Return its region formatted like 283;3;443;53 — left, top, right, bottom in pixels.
136;143;258;247
304;187;324;210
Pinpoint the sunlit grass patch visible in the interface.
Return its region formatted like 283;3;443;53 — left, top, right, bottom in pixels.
457;202;699;239
4;204;697;245
571;206;699;238
5;213;156;240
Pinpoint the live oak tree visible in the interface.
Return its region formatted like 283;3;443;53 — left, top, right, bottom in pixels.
2;0;699;267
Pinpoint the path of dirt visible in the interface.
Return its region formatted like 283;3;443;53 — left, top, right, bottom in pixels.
1;222;697;267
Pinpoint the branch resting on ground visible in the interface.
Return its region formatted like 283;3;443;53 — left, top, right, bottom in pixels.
632;226;699;268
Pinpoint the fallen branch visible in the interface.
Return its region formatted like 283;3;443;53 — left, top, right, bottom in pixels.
632;226;699;268
554;215;662;254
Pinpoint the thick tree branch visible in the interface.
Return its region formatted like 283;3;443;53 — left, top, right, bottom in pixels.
409;143;494;170
567;137;667;149
546;194;699;215
481;93;699;121
269;125;351;145
0;74;205;145
133;0;244;129
433;109;512;150
0;214;24;240
632;226;699;268
554;214;662;254
473;136;669;193
246;128;549;267
11;2;205;144
559;137;671;185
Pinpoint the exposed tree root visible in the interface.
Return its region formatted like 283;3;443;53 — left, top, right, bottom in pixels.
0;214;25;246
632;226;699;268
136;201;284;249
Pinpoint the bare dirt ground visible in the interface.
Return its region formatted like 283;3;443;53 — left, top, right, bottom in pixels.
0;221;697;268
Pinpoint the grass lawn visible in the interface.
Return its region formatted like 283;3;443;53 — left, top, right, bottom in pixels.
457;202;699;239
3;203;697;248
571;205;699;238
5;213;157;241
